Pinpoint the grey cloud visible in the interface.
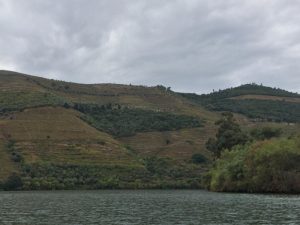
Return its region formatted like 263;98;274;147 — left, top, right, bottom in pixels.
0;0;299;93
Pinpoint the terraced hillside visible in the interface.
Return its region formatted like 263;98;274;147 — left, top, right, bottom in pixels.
0;107;135;165
0;71;216;120
120;126;216;161
0;70;219;190
0;71;299;190
180;83;300;122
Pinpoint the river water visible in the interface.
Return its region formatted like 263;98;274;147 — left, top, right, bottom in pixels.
0;190;299;225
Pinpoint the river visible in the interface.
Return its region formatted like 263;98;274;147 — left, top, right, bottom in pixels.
0;190;299;224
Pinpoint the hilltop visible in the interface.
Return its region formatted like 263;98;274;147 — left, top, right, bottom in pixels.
179;83;300;122
0;70;299;190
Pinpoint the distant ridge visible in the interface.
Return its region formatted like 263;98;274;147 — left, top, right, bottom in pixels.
179;83;300;122
180;83;299;98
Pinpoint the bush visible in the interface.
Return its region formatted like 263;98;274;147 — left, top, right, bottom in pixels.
191;154;207;164
250;127;281;140
11;152;23;162
6;140;16;150
144;156;168;174
3;173;23;191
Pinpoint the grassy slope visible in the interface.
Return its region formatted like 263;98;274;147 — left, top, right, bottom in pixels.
0;107;138;165
0;71;218;146
0;70;217;120
0;107;143;182
119;125;216;161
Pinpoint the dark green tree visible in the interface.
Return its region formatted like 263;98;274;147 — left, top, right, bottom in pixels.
191;153;207;164
3;173;23;191
206;112;248;157
250;127;281;140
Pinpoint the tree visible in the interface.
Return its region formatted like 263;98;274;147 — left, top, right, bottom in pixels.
63;102;70;109
206;112;248;157
250;127;281;140
191;153;207;164
3;173;23;190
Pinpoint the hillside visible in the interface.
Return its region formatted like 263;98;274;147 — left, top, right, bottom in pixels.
0;70;219;190
0;71;216;120
179;83;300;122
0;71;299;190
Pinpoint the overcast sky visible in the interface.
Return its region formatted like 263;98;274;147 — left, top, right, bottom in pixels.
0;0;299;93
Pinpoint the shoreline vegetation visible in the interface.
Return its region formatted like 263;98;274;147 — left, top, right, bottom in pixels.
203;113;300;194
0;163;205;191
204;137;300;194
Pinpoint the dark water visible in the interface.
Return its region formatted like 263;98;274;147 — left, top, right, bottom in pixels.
0;190;299;225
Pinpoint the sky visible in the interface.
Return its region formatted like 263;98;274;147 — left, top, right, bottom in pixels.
0;0;299;94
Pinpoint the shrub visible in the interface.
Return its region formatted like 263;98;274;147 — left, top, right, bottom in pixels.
3;173;23;191
6;140;16;150
144;156;168;174
11;152;23;163
191;153;207;164
250;127;281;140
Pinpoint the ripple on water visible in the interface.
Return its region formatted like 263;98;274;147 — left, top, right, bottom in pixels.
0;190;299;225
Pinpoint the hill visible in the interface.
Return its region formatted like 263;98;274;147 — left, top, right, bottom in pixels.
0;71;299;191
0;70;219;190
179;83;300;122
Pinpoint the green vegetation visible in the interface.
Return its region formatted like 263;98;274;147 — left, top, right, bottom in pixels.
204;99;300;122
206;137;300;193
1;173;23;191
143;156;169;174
21;164;146;190
206;113;248;157
182;83;300;100
75;103;202;137
180;83;300;122
0;91;67;113
191;153;207;164
203;112;300;193
250;127;282;140
0;160;204;190
5;140;24;163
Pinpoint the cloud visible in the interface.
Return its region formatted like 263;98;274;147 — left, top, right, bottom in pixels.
0;0;299;93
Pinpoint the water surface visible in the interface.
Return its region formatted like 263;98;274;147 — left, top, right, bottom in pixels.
0;190;299;225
